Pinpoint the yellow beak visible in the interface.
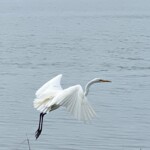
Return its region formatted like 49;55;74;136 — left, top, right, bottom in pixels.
99;79;111;82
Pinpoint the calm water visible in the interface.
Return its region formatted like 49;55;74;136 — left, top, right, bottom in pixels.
0;0;150;150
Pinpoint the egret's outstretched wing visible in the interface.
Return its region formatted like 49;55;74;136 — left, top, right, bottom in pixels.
44;85;96;122
34;74;63;111
35;74;63;98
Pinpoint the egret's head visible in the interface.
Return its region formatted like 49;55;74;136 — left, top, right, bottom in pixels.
84;77;111;96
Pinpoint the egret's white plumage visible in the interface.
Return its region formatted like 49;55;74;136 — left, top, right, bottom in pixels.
34;74;96;121
34;74;63;113
33;74;111;139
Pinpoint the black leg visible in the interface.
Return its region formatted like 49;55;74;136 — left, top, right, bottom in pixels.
35;113;42;139
35;113;46;139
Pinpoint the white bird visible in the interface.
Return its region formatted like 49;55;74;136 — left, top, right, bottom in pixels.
33;74;111;139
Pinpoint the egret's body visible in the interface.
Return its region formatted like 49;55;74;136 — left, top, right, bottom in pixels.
33;74;111;139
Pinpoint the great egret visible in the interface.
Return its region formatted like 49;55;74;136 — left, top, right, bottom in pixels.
33;74;111;139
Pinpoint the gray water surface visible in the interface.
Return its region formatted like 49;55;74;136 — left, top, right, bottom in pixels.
0;0;150;150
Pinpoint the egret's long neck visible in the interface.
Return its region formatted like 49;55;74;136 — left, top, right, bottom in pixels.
84;80;96;96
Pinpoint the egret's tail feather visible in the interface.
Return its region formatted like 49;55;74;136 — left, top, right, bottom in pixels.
33;98;50;113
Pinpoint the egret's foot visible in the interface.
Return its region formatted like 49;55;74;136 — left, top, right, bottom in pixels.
35;129;42;140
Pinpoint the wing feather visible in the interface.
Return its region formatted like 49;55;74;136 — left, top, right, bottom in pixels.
34;74;63;112
45;85;96;122
35;74;63;98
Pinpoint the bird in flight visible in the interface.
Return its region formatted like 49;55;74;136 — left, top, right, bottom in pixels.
33;74;111;139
